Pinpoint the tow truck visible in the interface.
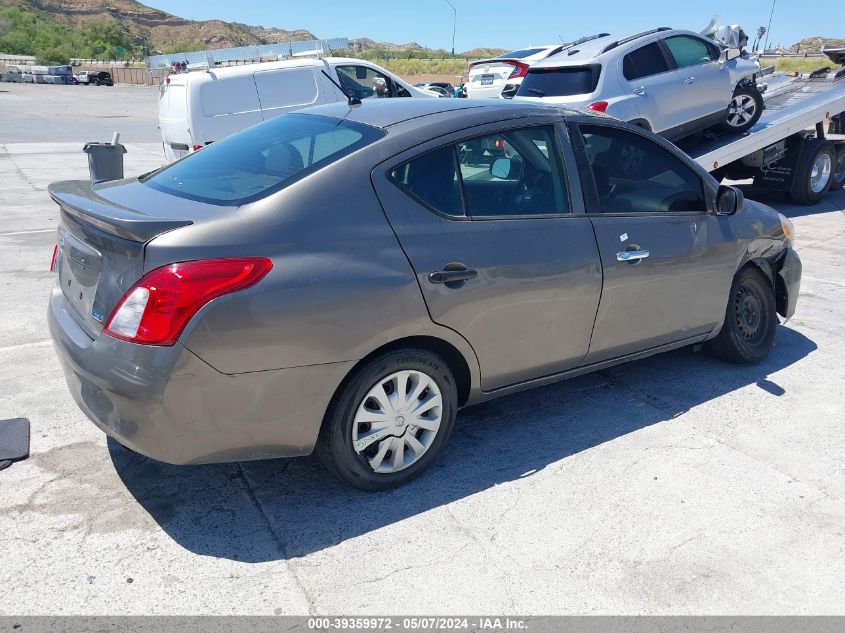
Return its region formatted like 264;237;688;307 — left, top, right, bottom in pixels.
677;66;845;204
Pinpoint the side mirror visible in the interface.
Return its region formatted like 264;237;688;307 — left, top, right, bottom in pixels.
719;48;741;63
490;158;513;179
716;184;744;215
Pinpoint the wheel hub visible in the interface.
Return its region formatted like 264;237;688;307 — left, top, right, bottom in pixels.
811;152;833;193
726;94;757;127
735;286;762;339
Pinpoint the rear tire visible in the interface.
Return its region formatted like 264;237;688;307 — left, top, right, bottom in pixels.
707;266;777;364
830;145;845;192
316;348;458;491
720;85;763;134
789;141;835;204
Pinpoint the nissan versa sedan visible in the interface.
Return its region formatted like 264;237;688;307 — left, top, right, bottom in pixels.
48;99;801;490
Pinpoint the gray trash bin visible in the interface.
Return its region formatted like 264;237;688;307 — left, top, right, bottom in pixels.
83;142;127;183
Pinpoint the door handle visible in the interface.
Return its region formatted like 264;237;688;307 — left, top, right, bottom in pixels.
633;87;646;96
684;76;695;84
428;268;478;284
616;249;650;262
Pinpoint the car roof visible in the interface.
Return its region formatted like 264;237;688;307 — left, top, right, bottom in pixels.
297;98;580;129
166;56;388;84
538;27;690;66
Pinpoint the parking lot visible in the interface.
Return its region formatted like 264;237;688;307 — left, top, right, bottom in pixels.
1;81;844;615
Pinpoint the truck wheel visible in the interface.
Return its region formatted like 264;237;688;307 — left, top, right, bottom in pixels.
316;348;458;491
720;86;763;134
830;146;845;192
707;266;777;364
790;141;835;204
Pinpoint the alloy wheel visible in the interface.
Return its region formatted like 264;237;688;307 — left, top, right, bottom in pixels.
352;370;443;474
726;94;757;128
810;152;832;193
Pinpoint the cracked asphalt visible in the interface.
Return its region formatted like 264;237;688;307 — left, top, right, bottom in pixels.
1;83;844;614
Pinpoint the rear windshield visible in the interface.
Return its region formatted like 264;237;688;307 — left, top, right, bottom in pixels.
143;114;384;205
498;47;547;59
516;65;600;98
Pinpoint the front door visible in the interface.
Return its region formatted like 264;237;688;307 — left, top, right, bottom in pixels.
373;123;603;390
573;122;737;363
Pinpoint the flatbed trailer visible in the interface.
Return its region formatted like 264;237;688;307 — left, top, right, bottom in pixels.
675;70;845;204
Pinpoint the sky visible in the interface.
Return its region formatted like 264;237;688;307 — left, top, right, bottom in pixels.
150;1;829;52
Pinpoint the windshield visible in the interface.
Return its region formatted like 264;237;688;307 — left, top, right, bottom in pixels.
144;114;384;205
498;47;546;59
516;65;600;98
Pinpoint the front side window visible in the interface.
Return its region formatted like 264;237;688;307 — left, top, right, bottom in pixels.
144;114;384;205
663;35;717;68
578;124;705;213
335;65;394;99
622;42;670;80
390;126;569;218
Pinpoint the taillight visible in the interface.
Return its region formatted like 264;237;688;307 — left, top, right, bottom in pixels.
191;144;203;152
587;101;609;113
50;243;59;272
104;258;273;346
505;61;529;80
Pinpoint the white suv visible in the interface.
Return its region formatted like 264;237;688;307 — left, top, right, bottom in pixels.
465;44;566;99
513;28;762;140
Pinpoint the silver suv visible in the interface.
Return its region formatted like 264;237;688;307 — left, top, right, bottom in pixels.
513;28;762;140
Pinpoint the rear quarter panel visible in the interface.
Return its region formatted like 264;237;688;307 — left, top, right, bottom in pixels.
143;146;474;378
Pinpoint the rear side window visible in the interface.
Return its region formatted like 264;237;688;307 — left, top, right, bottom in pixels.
516;65;600;98
622;43;670;80
143;114;384;205
389;125;569;218
663;35;717;68
389;146;463;217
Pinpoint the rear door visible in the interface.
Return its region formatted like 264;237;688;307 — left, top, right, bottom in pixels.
373;121;602;391
572;121;736;363
621;41;687;135
661;34;730;122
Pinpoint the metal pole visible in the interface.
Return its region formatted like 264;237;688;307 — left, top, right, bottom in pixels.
764;0;776;51
445;0;456;56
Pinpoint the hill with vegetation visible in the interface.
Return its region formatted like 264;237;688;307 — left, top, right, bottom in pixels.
791;36;845;53
0;0;505;66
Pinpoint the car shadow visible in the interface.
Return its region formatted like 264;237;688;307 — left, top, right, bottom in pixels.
110;326;816;562
734;183;845;218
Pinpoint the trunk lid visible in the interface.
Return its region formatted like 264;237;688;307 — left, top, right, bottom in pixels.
468;59;523;90
49;178;231;338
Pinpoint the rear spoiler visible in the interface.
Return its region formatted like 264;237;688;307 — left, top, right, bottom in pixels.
48;180;193;243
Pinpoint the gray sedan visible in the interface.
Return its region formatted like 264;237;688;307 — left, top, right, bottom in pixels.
48;98;801;490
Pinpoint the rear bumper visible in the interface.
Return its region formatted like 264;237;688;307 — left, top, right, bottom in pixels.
466;83;507;99
776;247;802;319
48;286;354;464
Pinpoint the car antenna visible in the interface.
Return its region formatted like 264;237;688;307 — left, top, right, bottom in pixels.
321;69;361;106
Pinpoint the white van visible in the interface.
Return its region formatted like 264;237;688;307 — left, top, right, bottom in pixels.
158;57;436;162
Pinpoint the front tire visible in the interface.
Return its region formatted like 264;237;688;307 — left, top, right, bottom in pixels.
316;348;458;491
708;266;777;364
720;85;763;134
